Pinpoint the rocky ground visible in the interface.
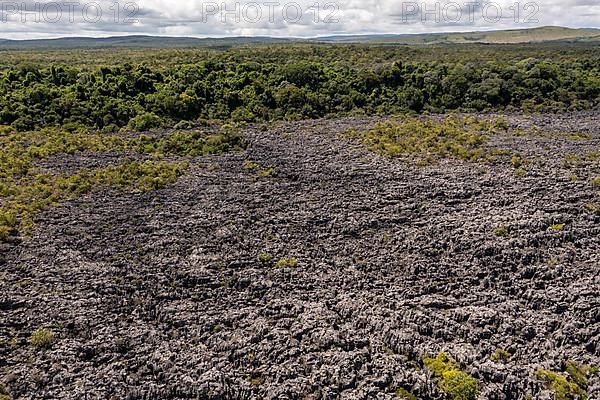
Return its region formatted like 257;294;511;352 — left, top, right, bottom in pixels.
1;113;599;399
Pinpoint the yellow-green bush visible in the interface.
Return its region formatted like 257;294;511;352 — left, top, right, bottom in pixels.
29;328;55;349
423;352;480;400
535;361;596;400
347;116;491;164
137;127;244;157
276;258;298;268
0;383;11;400
491;348;511;362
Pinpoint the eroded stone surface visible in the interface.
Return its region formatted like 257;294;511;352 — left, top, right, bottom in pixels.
1;113;599;399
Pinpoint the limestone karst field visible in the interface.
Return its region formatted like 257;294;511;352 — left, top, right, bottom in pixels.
2;112;599;399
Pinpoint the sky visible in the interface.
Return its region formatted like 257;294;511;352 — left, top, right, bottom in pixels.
0;0;599;39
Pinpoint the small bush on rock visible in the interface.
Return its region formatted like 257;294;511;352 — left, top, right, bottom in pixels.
257;252;273;264
423;352;480;400
127;112;163;131
491;348;511;362
0;383;11;400
535;365;588;400
29;328;55;349
494;226;510;238
396;388;418;400
276;258;298;268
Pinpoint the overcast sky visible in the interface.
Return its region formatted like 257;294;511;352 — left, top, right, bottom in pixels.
0;0;599;39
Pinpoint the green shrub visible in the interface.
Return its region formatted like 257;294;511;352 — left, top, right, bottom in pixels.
0;211;17;239
494;226;510;238
242;160;277;178
127;112;163;131
347;116;490;164
514;168;527;177
257;252;273;264
396;388;418;400
493;117;509;131
137;129;245;157
243;160;261;170
29;328;55;349
0;383;11;400
423;352;480;400
173;120;195;129
511;155;524;168
491;348;511;362
257;167;278;178
535;366;588;400
276;257;298;268
565;361;592;390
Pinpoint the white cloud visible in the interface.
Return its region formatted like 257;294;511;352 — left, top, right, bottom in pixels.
0;0;598;39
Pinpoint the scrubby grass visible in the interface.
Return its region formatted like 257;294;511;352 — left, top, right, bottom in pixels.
491;348;511;362
0;124;245;240
423;352;480;400
583;203;600;215
494;226;511;238
347;116;494;164
563;152;600;169
257;252;274;264
535;361;596;400
396;388;418;400
276;257;298;268
0;383;11;400
137;126;245;156
242;159;278;178
29;328;55;349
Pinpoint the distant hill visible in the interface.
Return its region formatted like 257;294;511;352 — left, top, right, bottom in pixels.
0;35;293;50
315;26;600;44
0;26;598;49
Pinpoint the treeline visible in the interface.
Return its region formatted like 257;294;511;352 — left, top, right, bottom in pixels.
1;45;599;131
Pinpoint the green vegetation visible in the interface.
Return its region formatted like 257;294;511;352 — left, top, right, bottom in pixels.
511;154;525;169
565;361;595;390
494;226;511;238
0;125;244;240
243;160;261;170
563;152;600;169
535;361;596;400
514;168;527;178
1;44;598;132
347;116;492;164
242;160;278;178
491;348;511;362
29;328;55;349
257;167;278;178
275;257;299;268
137;126;244;156
396;387;418;400
257;252;274;264
0;383;11;400
423;352;480;400
583;203;600;215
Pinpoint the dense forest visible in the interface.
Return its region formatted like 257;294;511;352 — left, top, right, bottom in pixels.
1;43;599;132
